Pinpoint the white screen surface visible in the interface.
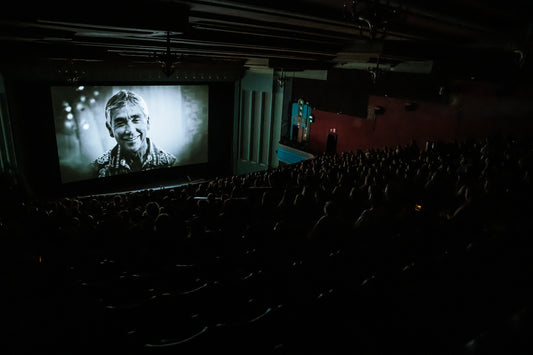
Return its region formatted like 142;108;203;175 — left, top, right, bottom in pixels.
51;85;208;183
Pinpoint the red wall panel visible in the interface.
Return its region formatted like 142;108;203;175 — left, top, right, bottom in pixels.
308;94;533;154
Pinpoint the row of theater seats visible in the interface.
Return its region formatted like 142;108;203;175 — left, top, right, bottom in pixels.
4;136;533;354
12;218;530;355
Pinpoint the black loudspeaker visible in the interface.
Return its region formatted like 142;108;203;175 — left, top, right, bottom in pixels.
404;102;418;111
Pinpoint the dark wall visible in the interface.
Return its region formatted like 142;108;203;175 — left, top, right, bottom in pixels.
291;69;371;118
308;97;457;154
208;82;236;178
288;63;533;154
7;81;58;197
308;88;533;154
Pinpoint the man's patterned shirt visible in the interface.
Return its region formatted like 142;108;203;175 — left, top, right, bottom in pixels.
91;138;176;177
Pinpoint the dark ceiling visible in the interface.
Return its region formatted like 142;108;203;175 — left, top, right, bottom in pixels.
1;0;532;80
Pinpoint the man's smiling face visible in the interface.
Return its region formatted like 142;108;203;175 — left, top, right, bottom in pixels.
107;103;150;156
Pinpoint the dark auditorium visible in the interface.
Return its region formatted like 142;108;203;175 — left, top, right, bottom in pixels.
2;1;533;354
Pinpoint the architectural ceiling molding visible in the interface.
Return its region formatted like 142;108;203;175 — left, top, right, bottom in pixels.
0;0;531;79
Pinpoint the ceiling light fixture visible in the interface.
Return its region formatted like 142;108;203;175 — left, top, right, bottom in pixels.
157;31;182;77
343;0;405;40
57;59;86;85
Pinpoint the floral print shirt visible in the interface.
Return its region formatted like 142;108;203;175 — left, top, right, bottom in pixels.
92;138;176;177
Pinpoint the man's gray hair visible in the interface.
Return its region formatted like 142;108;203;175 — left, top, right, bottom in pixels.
105;90;149;125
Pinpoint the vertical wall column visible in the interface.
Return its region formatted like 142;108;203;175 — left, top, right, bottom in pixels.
235;68;279;175
270;83;284;169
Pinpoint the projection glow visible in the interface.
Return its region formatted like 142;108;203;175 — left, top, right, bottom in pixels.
51;85;209;183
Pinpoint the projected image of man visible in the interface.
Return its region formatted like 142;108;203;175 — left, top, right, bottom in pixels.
92;90;176;177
